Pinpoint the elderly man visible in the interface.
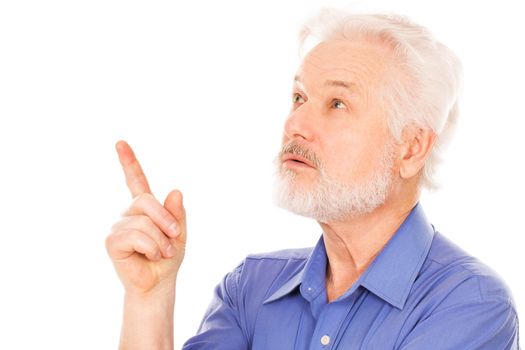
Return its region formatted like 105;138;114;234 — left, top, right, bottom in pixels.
106;9;520;349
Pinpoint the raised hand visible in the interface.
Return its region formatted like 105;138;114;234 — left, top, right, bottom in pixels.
106;140;187;295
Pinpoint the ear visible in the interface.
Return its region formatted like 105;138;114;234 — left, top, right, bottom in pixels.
399;127;437;180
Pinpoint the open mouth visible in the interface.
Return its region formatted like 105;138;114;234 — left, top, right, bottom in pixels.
282;154;316;168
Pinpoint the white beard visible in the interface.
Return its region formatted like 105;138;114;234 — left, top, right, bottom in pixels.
273;141;395;223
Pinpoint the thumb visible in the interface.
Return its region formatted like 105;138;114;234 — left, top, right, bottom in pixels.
164;190;186;239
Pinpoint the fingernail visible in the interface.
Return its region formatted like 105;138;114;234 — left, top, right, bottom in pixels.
168;222;178;237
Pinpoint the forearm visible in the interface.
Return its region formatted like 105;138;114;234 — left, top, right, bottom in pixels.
119;283;176;350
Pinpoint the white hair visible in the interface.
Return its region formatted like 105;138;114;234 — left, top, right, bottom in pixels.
298;9;463;190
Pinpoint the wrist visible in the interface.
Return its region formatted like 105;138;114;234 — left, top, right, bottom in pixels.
125;279;177;302
120;282;176;350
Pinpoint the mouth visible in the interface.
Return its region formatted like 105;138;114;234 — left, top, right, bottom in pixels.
281;153;316;169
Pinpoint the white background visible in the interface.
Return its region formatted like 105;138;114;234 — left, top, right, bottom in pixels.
0;0;523;348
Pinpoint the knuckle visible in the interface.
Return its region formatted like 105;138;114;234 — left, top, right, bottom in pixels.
122;194;148;217
137;215;151;227
105;232;117;251
138;192;154;202
130;192;152;209
114;227;135;244
138;214;154;228
160;210;175;227
112;215;139;233
128;229;142;241
131;193;163;220
110;217;126;231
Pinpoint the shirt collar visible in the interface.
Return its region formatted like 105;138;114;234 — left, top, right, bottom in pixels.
264;203;435;309
263;240;323;305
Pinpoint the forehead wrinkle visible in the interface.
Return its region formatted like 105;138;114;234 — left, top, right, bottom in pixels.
300;39;393;93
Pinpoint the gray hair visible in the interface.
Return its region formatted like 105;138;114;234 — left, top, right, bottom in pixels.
298;9;463;190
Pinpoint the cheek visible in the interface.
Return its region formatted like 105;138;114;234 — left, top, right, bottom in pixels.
321;129;389;180
322;141;371;179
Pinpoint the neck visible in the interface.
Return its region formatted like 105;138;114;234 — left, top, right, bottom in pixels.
319;188;418;302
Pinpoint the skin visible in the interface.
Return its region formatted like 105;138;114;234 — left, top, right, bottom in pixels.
105;38;437;348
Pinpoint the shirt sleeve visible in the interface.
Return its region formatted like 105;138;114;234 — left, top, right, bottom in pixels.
182;263;249;350
398;298;520;350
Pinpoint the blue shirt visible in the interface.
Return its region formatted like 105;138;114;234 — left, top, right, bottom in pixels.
183;204;520;349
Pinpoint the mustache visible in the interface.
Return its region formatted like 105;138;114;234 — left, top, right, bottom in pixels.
279;140;321;168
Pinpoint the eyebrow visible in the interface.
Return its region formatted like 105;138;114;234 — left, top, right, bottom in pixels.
294;76;357;92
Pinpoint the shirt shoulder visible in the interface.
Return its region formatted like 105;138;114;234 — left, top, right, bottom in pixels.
396;231;520;349
421;231;516;310
239;247;312;292
216;247;312;341
225;247;312;300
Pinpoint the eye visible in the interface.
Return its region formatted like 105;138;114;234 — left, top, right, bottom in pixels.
292;93;305;104
331;99;346;109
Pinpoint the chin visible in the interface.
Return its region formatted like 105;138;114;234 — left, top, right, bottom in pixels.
273;165;393;223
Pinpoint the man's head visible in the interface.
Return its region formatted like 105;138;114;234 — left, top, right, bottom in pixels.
274;9;462;223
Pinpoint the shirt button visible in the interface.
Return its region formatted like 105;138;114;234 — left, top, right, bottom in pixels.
320;335;330;346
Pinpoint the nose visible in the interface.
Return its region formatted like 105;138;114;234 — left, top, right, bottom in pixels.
283;104;316;143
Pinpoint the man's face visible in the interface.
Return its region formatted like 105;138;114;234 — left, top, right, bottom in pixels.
274;39;399;223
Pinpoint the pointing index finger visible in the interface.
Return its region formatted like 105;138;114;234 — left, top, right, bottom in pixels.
115;140;152;197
